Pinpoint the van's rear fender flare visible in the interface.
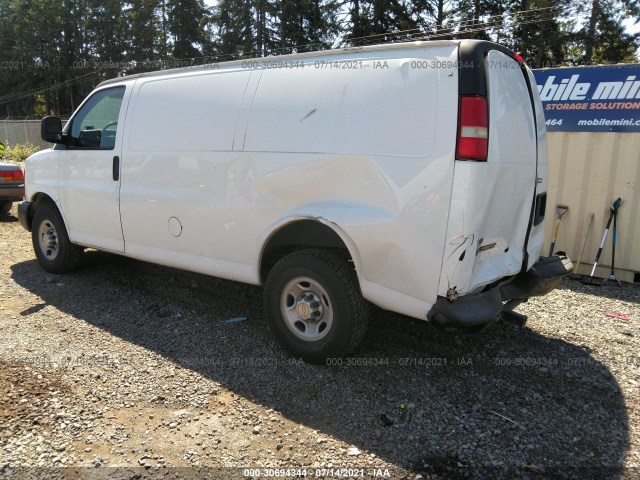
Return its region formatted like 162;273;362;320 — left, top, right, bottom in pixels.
256;213;368;290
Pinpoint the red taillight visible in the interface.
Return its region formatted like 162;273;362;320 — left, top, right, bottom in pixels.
0;169;24;182
456;96;488;161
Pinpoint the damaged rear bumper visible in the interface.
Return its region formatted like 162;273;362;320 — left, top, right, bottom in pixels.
427;255;573;327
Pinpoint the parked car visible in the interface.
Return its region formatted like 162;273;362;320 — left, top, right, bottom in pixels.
0;160;25;214
19;40;572;363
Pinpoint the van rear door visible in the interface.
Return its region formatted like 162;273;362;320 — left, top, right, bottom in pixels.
438;41;540;297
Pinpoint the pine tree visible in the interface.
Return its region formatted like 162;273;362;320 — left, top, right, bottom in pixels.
510;0;566;67
215;0;256;56
86;0;128;64
126;0;161;68
580;0;639;63
452;0;507;41
277;0;340;52
0;0;93;116
411;0;456;38
344;0;418;45
167;0;209;59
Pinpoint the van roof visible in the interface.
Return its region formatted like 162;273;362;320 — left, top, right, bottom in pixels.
98;40;460;87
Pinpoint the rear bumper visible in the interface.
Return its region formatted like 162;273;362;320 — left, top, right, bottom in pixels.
0;184;24;202
428;255;573;327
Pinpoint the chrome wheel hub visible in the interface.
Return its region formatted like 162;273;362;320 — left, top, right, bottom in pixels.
38;220;59;260
281;277;333;341
295;291;323;321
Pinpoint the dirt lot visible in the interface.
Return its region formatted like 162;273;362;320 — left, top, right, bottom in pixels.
1;203;639;479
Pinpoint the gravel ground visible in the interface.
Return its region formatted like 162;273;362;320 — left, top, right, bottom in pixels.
1;203;639;480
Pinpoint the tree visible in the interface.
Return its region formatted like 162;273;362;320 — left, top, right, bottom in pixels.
254;0;275;55
277;0;341;51
452;0;508;41
215;0;257;56
0;0;91;116
0;0;638;120
343;0;418;45
126;0;161;68
411;0;457;38
510;0;566;67
580;0;639;64
167;0;209;59
86;0;128;64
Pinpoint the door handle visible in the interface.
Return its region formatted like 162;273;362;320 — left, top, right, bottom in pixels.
112;156;120;181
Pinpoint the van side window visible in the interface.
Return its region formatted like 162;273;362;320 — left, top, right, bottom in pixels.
68;87;125;149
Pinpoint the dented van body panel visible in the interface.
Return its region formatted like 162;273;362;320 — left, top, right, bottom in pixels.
112;42;461;320
438;50;538;298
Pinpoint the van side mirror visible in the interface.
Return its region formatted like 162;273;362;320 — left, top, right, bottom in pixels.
41;116;64;144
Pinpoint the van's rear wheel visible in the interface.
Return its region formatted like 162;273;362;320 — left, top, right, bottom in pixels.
264;249;370;364
0;201;11;214
32;203;83;274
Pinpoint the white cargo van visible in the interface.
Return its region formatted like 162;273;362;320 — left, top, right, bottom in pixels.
20;40;572;363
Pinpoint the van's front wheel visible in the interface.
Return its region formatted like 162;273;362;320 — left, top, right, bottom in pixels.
31;203;83;274
264;249;370;364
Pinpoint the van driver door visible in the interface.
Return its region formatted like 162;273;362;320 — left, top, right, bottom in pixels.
58;85;130;253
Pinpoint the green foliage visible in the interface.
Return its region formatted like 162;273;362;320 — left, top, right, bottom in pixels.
581;0;640;64
2;142;41;163
215;0;256;56
127;0;162;65
167;0;210;58
508;0;567;68
344;0;419;45
277;0;340;51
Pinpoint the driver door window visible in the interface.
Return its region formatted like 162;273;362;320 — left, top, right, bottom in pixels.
69;87;125;149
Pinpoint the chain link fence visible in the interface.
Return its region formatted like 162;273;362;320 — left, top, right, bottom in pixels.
1;120;50;149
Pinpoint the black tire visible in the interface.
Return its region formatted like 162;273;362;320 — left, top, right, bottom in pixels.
0;201;11;214
31;202;83;274
264;249;370;364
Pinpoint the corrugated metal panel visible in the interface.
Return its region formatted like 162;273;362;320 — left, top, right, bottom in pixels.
546;132;640;282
